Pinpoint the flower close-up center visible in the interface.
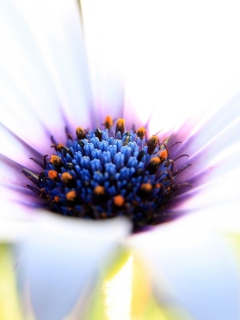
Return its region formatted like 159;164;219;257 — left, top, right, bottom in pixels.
23;116;191;230
1;1;240;319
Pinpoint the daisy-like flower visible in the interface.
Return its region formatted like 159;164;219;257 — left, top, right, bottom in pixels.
1;0;240;319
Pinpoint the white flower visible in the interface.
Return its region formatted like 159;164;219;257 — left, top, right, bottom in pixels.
0;1;240;319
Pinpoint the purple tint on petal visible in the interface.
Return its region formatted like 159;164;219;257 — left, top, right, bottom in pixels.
174;117;240;184
0;154;46;208
158;96;240;219
163;189;200;215
90;76;125;128
0;0;97;147
163;121;196;160
0;123;42;160
143;108;156;132
0;154;37;186
0;181;46;208
0;64;68;147
122;106;150;132
0;9;66;141
175;93;240;158
95;98;124;129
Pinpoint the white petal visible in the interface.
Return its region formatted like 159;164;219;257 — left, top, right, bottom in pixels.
172;90;240;161
82;1;240;131
172;112;240;185
0;0;94;153
17;214;131;320
168;165;240;217
0;200;36;241
128;214;240;320
82;1;127;122
0;124;43;167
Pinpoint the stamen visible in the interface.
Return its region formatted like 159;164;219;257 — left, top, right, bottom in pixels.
147;135;159;154
61;172;73;184
158;149;168;161
115;118;125;135
27;184;41;195
56;143;65;152
54;196;60;202
66;190;77;201
147;157;161;174
23;116;191;229
29;157;45;169
136;127;147;140
22;169;39;186
104;116;113;130
76;127;86;140
140;183;152;193
114;195;125;207
48;170;58;180
173;163;192;176
174;154;189;162
94;185;105;196
94;128;102;141
50;155;62;167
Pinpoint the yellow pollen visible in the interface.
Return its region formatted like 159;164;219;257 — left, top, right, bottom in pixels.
116;118;125;127
140;183;152;192
136;127;147;140
114;195;125;206
76;126;86;139
149;135;159;144
104;116;113;129
94;185;105;195
66;190;77;201
61;172;73;184
50;155;61;166
56;143;64;151
155;183;161;189
150;157;161;165
48;170;58;180
54;196;60;202
159;149;168;160
147;135;159;154
116;118;125;134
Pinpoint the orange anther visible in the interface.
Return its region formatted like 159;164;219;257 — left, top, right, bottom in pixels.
54;196;60;202
147;156;161;173
94;185;105;195
159;149;168;160
48;170;58;180
113;195;125;206
136;127;147;140
66;190;77;201
76;126;86;140
150;157;161;165
147;135;159;154
56;143;64;151
104;116;113;129
116;118;125;135
50;155;61;166
140;183;152;192
61;172;73;184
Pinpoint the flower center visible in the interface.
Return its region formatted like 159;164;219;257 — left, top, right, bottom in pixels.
23;116;191;230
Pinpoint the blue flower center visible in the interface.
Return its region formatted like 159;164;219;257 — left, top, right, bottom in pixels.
23;116;190;229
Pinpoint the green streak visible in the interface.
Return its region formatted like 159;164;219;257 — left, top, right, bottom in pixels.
0;244;23;320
